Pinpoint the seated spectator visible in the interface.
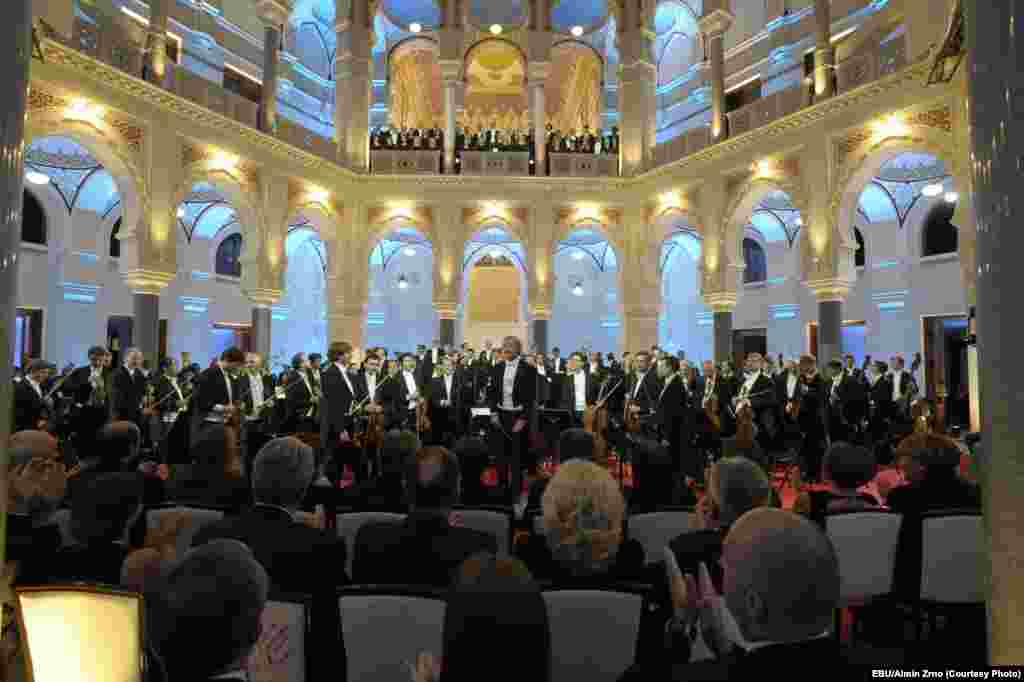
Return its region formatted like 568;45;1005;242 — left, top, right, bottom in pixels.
668;456;772;591
67;421;141;502
164;424;251;511
453;437;490;507
630;438;688;511
623;508;900;680
7;432;67;577
191;436;345;680
353;446;496;586
525;429;596;513
522;460;644;583
342;429;415;510
148;539;269;682
793;443;881;526
412;552;550;682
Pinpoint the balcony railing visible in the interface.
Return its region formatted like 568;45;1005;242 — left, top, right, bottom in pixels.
725;86;804;138
370;150;442;175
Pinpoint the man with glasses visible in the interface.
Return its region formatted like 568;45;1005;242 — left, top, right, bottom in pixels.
487;336;537;502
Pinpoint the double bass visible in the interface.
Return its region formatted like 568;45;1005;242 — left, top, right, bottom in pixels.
584;376;623;464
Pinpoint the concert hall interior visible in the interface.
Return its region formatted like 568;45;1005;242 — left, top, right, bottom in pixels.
3;0;1023;676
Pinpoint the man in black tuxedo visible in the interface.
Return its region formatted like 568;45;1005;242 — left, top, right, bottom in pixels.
320;341;364;481
63;346;112;456
13;360;52;433
794;355;830;483
733;353;778;453
867;360;895;443
110;347;146;426
429;354;462;445
192;437;346;681
388;353;427;433
655;355;695;483
625;350;662;431
282;352;316;433
192;347;245;438
560;352;598;425
352;444;497;586
487;336;537;502
827;359;868;444
419;339;442;387
549;347;565;376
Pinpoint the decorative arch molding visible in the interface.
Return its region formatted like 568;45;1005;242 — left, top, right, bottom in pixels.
24;119;145;261
651;205;703;242
460;37;529;82
460;207;530;248
832;114;955;279
366;204;438;245
723;173;809;279
172;166;262;242
387;35;440;69
551;38;607;74
23;181;71;253
553;215;626;299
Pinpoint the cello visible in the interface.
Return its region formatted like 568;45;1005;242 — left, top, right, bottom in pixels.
584;376;623;465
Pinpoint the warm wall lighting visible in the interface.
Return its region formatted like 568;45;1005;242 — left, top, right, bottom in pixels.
176;206;185;218
571;25;584;37
484;201;504;216
921;183;944;197
307;186;330;205
754;159;775;177
945;191;959;203
25;171;50;185
65;98;104;122
210;149;238;173
575;202;600;219
409;22;422;33
660;190;680;206
490;24;503;35
872;114;908;139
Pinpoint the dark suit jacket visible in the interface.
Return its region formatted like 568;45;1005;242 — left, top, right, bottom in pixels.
150;374;187;417
388;370;425;418
429;374;463;432
656;375;686;434
191;504;346;680
111;366;146;423
626;371;662;413
487;359;538;416
193;366;239;416
738;373;778;435
13;380;48;432
560;371;598;412
320;364;360;447
352;510;497;586
795;374;829;439
284;370;315;424
869;376;895;419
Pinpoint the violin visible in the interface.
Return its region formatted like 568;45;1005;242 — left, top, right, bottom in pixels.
623;398;642;434
222;401;245;479
703;375;721;434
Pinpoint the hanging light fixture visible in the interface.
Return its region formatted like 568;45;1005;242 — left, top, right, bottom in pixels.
404;246;416;256
921;183;944;198
490;24;503;35
398;274;409;289
945;191;959;204
25;170;50;185
572;282;584;296
572;250;585;261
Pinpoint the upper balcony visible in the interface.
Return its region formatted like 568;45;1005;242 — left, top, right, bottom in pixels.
40;0;911;182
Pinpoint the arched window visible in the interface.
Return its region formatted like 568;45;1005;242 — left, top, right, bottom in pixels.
743;238;767;283
215;233;243;277
21;190;46;245
109;218;121;258
922;202;958;257
854;227;866;268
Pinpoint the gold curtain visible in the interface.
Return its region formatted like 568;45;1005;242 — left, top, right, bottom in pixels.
551;53;602;134
390;54;436;129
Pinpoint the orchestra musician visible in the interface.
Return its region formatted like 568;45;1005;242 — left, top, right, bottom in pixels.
13;359;52;433
890;354;919;420
732;353;778;453
282;353;317;434
625;350;661;421
111;347;146;426
827;359;868;444
487;336;537;502
655;355;693;481
794;355;829;483
560;353;598;425
428;354;463;445
320;341;363;482
389;353;426;432
149;357;189;463
192;347;245;439
63;346;112;455
868;359;896;443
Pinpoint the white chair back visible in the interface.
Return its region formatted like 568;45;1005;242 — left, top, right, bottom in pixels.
340;593;445;682
452;508;511;555
246;597;309;682
336;512;406;577
921;513;985;604
628;511;697;564
147;506;225;558
826;512;903;604
542;589;642;682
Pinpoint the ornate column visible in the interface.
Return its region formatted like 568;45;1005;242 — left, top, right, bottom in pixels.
0;0;32;561
242;173;287;356
704;296;736;364
964;0;1024;664
528;201;555;352
326;203;368;350
618;0;657;174
256;1;291;133
528;67;549;175
433;205;463;346
620;203;662;352
621;302;661;354
440;60;460;173
698;3;734;142
251;306;272;359
697;177;738;364
144;0;171;85
335;0;373;171
812;0;836;100
813;291;846;365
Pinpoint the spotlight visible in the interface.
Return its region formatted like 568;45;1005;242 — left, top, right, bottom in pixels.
409;22;422;33
921;183;944;197
490;24;503;35
404;246;416;256
571;25;584;37
25;171;50;185
945;191;959;203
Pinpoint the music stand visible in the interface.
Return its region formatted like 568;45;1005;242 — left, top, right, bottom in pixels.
537;408;572;467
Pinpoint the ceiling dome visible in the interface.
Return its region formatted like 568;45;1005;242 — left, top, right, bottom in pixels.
551;0;609;35
468;0;525;29
380;0;441;30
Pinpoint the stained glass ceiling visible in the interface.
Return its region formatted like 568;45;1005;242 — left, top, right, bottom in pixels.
660;229;702;272
746;190;801;245
178;182;238;242
556;227;618;271
25;136;121;218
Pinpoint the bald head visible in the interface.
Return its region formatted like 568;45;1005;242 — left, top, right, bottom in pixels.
722;508;839;644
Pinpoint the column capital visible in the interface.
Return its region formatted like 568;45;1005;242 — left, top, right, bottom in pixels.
434;301;459;320
122;269;176;296
697;9;735;37
702;291;737;313
527;60;551;85
804;277;853;303
243;287;283;307
622;302;663;320
256;0;292;26
329;302;367;320
530;303;553;320
439;59;462;85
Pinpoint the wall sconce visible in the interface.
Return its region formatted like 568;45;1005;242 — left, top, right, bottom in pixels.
210;150;238;173
307;186;330;205
871;114;908;139
490;24;503;35
409;22;422;33
397;274;409;289
660;191;680;207
17;586;144;682
25;170;50;185
753;159;775;178
65;98;104;123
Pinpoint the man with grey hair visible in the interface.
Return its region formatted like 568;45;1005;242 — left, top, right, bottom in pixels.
7;431;65;569
111;346;146;425
149;539;270;681
667;457;772;588
191;437;346;680
487;335;537;502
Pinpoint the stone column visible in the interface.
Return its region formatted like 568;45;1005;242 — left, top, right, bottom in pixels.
439;317;456;348
816;298;842;366
252;305;272;359
529;305;551;353
618;0;657;175
435;302;458;348
440;61;460;173
964;0;1024;664
257;1;290;133
0;0;32;563
144;0;171;85
621;303;661;354
328;303;366;350
813;0;836;100
529;76;547;174
335;0;372;171
133;293;161;366
698;7;734;142
713;310;733;365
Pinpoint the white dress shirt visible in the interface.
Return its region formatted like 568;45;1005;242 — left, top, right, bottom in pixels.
573;370;587;412
249;373;264;407
786;372;798;400
502;358;520;410
553;358;562;374
443;373;453;405
334;362;355;395
403;371;419;409
221;367;233;404
366;371;377;401
892;370;904;401
739;371;759;400
27;378;42;398
703;376;716;407
632;371;648;399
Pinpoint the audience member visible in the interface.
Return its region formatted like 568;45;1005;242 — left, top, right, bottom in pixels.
191;437;346;680
523;460;644;582
164;425;251;511
343;429;415;510
413;552;551;682
452;437;490;506
148;539;269;682
526;428;596;513
793;443;880;526
6;432;66;575
353;446;497;586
